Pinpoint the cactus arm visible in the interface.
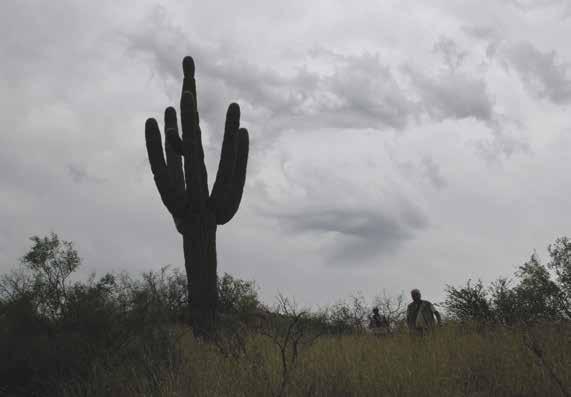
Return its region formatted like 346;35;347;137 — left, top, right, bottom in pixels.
145;118;187;217
145;118;167;178
164;107;185;199
165;106;184;156
210;103;240;212
182;56;198;120
222;127;249;224
180;57;209;209
213;127;249;225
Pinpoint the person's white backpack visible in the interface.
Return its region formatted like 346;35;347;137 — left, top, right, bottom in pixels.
415;302;429;329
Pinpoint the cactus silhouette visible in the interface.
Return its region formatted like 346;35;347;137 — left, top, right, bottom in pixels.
145;56;249;337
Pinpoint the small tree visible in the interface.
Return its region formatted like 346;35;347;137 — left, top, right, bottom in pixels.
326;293;369;333
547;237;571;318
260;295;322;397
443;279;493;322
0;235;183;397
445;248;568;325
372;291;406;330
513;253;562;322
489;277;518;325
0;232;80;320
218;272;260;315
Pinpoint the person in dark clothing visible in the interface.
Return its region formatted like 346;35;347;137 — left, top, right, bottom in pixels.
369;307;390;335
406;289;441;335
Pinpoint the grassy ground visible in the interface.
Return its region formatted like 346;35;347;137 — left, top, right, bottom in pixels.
58;322;570;397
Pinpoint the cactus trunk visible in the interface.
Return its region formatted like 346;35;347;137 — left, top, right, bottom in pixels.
183;213;217;336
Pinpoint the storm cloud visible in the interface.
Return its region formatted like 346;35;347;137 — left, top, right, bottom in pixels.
2;0;571;306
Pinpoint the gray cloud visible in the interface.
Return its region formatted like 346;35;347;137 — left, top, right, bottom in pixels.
124;5;543;178
306;49;417;130
2;0;571;307
126;8;506;140
259;203;428;265
289;209;425;264
66;164;106;184
433;37;468;72
503;41;571;104
421;156;447;190
126;12;416;134
406;67;494;123
250;128;431;266
504;0;571;15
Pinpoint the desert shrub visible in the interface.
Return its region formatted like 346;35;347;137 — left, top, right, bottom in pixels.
445;247;571;324
0;235;183;396
0;234;268;396
218;272;261;316
323;293;369;334
444;279;494;323
3;232;571;396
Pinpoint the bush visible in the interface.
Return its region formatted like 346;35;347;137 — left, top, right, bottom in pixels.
0;233;268;396
0;235;183;396
444;246;571;324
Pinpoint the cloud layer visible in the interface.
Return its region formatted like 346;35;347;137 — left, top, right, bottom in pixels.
2;0;571;306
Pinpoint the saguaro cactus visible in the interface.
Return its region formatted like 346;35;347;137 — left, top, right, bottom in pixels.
145;56;249;336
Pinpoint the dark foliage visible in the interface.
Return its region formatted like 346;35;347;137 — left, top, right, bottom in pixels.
0;234;261;397
444;280;494;322
444;246;571;324
3;232;571;395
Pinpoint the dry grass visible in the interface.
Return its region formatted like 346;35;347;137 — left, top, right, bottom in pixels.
60;322;571;397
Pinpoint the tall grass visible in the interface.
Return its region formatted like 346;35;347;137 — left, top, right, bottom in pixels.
58;322;570;397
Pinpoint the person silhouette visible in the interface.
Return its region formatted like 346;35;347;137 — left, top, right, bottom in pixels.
406;289;441;335
369;307;390;335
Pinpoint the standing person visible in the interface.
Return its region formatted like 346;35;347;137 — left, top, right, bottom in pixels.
407;289;441;335
369;307;391;335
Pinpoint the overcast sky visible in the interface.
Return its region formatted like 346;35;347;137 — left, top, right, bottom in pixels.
2;0;571;309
